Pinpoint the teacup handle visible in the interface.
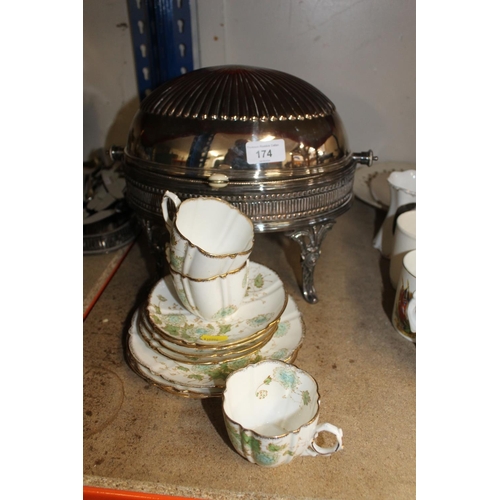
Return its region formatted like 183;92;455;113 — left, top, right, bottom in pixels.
161;191;182;230
302;423;343;457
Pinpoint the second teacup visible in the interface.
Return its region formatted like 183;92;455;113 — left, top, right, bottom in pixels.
223;360;343;467
169;260;249;321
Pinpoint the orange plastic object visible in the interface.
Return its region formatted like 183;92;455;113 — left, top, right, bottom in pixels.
83;486;202;500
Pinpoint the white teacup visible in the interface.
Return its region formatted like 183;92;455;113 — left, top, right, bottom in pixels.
223;360;343;467
169;260;249;321
392;249;416;341
389;210;416;288
162;191;254;279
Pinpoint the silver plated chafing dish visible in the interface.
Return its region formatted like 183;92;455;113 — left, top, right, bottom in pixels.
111;65;376;303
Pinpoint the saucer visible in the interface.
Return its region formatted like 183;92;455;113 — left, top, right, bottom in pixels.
139;310;278;364
146;261;287;348
143;306;279;354
127;295;305;392
126;354;220;399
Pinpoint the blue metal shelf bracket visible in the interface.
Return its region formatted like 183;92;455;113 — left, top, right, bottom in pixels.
127;0;195;100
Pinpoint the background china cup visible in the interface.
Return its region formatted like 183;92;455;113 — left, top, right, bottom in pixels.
169;260;249;321
392;249;416;341
162;191;254;279
389;209;416;288
373;169;416;258
223;360;343;467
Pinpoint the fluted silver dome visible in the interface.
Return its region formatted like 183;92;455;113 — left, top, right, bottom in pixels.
125;65;351;182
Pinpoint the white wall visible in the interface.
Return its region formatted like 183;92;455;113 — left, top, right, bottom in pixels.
83;0;139;161
195;0;415;163
83;0;415;163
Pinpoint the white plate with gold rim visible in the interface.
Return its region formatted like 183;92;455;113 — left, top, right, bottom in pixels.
141;302;279;355
127;295;305;390
139;312;277;364
146;261;287;348
127;355;221;398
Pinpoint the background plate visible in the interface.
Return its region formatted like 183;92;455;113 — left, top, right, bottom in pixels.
353;161;416;210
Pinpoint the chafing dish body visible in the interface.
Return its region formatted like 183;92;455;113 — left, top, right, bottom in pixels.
113;65;375;302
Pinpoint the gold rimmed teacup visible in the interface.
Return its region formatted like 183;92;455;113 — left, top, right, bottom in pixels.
223;361;343;466
169;259;249;321
162;191;254;280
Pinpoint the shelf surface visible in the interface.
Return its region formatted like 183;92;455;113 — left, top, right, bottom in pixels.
83;200;416;500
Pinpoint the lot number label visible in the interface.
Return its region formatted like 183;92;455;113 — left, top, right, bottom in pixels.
245;139;286;164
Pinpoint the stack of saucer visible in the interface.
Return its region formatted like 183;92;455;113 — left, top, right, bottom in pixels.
125;192;306;398
125;262;305;398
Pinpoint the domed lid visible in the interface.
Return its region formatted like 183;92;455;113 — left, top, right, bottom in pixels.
125;65;351;181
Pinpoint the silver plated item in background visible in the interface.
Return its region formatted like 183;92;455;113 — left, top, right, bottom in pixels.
83;158;140;255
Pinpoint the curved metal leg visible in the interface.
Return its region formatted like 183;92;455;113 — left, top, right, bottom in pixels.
287;222;335;304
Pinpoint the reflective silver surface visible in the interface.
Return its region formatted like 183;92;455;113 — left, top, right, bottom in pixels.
125;65;349;182
119;65;376;302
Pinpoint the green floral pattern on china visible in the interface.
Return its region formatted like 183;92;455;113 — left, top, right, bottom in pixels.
149;264;284;344
225;420;295;467
254;365;310;406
